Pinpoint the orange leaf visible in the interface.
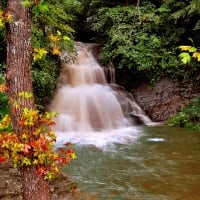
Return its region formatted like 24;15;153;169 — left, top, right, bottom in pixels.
0;83;7;93
52;47;61;55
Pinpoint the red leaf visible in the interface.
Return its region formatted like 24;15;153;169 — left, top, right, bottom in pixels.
0;156;7;163
40;141;47;151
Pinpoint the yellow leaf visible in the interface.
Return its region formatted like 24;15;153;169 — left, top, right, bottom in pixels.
19;91;33;98
33;48;47;61
71;153;77;159
52;47;61;55
193;52;200;62
49;34;60;43
178;45;192;51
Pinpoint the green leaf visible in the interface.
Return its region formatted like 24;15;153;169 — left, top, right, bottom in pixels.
22;157;31;166
21;0;32;7
189;47;197;53
32;6;40;17
38;2;49;13
63;35;70;41
178;52;191;64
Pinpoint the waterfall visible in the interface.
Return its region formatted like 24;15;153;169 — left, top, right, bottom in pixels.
50;42;152;147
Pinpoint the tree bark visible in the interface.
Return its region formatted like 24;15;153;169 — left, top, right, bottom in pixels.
136;0;141;7
6;0;51;199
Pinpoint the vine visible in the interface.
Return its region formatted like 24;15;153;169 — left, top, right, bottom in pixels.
0;90;76;180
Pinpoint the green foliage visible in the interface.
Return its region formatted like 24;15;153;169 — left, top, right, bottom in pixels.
0;92;9;120
0;0;81;112
32;57;60;110
30;0;81;109
79;0;200;86
0;72;9;120
89;3;180;82
168;96;200;131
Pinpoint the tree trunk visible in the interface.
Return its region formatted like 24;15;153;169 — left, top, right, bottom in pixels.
136;0;141;7
6;0;51;199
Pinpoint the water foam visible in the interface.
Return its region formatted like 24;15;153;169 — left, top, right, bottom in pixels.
54;126;142;148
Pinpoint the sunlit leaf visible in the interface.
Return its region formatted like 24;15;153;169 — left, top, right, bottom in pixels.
178;52;191;64
33;48;47;61
189;47;197;53
0;19;4;28
49;34;60;43
52;47;61;55
178;45;192;51
193;52;200;62
63;36;70;41
56;30;62;36
19;91;33;98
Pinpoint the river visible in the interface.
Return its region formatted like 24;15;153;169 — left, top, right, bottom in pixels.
62;125;200;200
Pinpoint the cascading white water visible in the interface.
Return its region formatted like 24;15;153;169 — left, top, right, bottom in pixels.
50;42;151;147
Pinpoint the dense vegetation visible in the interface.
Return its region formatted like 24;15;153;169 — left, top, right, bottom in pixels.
0;0;200;130
0;0;81;113
73;0;200;88
168;96;200;131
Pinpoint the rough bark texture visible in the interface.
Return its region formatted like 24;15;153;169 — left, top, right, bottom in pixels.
6;0;51;199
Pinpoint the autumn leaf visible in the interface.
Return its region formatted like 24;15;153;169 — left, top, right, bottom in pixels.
70;153;77;159
193;52;200;62
33;48;47;61
0;83;7;93
49;34;60;43
52;47;61;55
4;12;12;22
24;144;31;154
188;47;197;53
0;156;7;163
40;141;48;151
178;45;192;51
19;91;33;98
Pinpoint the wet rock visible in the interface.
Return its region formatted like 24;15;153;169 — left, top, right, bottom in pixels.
131;78;198;121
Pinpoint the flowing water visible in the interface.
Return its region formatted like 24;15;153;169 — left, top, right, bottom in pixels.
50;42;152;147
63;126;200;200
50;42;200;199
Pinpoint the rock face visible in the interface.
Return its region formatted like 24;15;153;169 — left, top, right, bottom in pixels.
131;78;197;122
